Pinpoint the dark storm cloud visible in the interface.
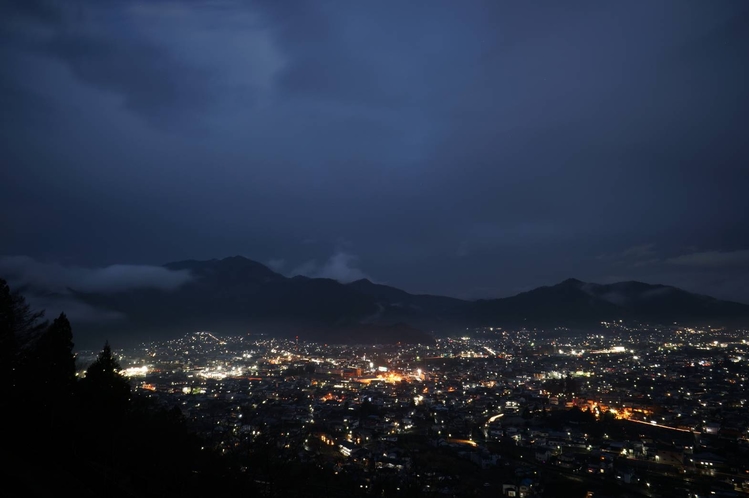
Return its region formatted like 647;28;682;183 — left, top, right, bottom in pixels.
1;0;216;123
2;0;749;306
43;32;214;120
258;0;438;110
0;0;62;26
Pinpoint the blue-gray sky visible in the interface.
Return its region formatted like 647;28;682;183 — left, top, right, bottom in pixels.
2;0;749;312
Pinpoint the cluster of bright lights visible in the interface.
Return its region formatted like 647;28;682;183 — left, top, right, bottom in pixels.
377;372;404;384
198;367;244;379
122;365;149;377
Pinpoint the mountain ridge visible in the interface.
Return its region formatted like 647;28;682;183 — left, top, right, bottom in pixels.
18;255;748;349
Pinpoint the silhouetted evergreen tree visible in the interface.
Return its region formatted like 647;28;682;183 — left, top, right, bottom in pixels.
0;278;48;340
0;278;48;393
13;312;78;453
0;279;17;370
76;341;132;465
31;313;76;402
0;278;55;456
78;340;131;415
0;279;263;497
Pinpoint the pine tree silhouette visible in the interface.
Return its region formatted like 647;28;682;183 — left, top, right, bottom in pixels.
79;340;131;415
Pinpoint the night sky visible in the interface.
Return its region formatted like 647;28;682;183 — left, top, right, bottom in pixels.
2;0;749;316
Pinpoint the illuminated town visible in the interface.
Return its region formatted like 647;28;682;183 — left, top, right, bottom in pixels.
88;323;749;498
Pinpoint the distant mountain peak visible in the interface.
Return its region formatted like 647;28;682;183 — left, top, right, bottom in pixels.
163;256;284;283
72;258;749;349
558;278;584;286
221;255;250;262
350;278;374;285
218;255;261;266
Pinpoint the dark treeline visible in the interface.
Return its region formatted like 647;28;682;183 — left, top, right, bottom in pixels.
1;278;383;498
0;278;268;497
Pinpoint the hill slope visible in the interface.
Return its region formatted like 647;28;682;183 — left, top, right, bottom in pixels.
471;278;749;327
62;257;749;348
